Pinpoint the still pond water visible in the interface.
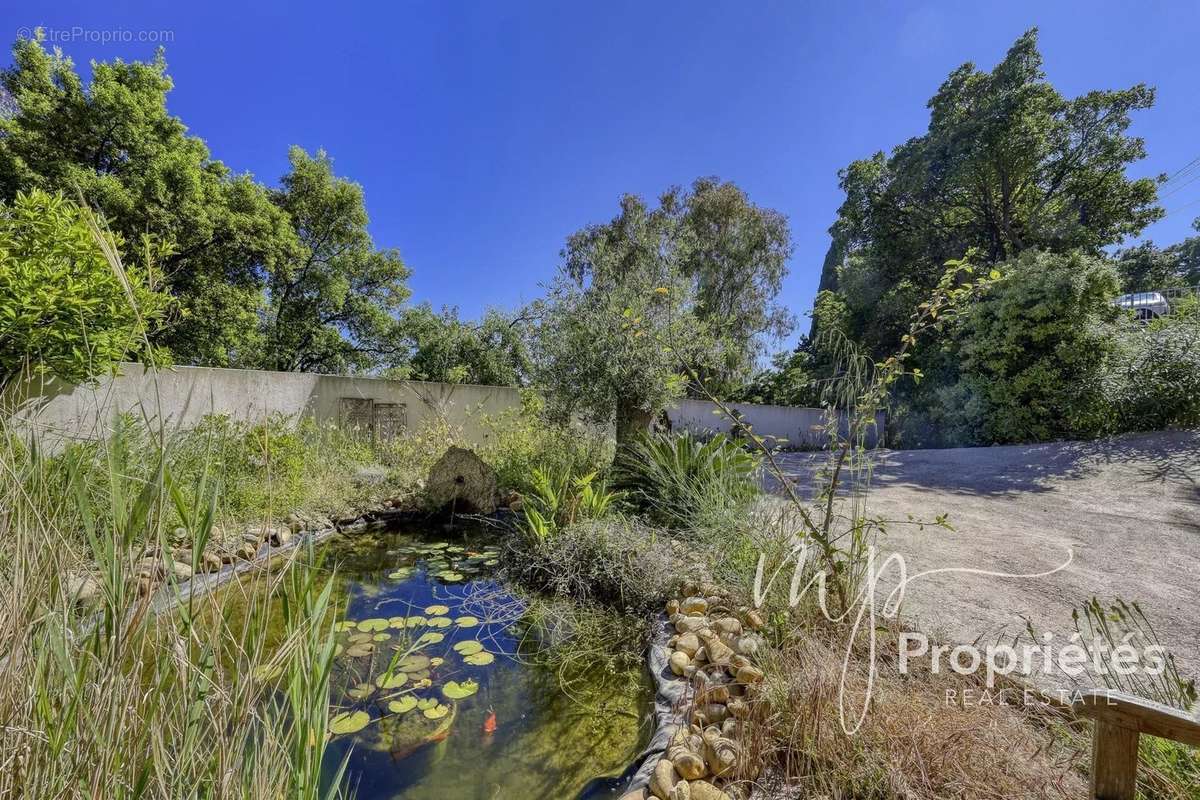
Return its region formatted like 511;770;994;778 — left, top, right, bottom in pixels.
305;525;651;800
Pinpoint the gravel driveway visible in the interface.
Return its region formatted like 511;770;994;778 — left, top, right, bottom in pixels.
771;429;1200;682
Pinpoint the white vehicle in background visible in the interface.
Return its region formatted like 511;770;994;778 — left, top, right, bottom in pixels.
1114;291;1171;321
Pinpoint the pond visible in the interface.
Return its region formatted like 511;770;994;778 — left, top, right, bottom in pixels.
308;525;652;799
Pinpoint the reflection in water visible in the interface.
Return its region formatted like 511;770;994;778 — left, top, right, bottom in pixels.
307;526;651;800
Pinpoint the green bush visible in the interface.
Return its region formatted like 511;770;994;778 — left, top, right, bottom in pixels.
940;250;1120;444
0;189;171;388
1105;297;1200;431
477;391;612;495
519;464;620;541
614;430;760;530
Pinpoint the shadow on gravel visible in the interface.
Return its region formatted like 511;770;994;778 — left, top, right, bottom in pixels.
769;429;1200;500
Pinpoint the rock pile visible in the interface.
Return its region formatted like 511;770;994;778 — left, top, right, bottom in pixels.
624;583;768;800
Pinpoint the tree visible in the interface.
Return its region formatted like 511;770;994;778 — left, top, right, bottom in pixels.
677;177;794;390
535;192;712;444
0;190;170;389
820;29;1160;356
388;305;530;385
257;147;410;373
1112;241;1187;293
0;34;295;366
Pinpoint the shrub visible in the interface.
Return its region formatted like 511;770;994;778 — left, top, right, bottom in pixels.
1105;297;1200;431
502;516;683;616
614;430;760;530
477;390;612;496
0;189;171;389
519;464;620;541
940;250;1119;444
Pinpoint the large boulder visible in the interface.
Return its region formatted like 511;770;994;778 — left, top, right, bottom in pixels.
424;446;498;515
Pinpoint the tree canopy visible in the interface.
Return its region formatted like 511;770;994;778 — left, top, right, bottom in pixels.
818;28;1160;356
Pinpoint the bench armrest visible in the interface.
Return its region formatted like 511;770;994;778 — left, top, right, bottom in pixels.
1072;688;1200;747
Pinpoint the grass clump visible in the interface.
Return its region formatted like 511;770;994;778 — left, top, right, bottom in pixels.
502;516;686;617
614;430;761;531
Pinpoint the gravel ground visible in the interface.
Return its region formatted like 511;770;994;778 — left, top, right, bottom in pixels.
771;429;1200;684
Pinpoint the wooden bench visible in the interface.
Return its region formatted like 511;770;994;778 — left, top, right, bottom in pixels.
1071;689;1200;799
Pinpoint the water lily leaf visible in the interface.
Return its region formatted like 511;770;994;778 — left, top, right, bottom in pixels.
405;616;427;627
357;618;389;633
427;617;452;628
334;644;344;657
416;697;438;710
387;696;417;714
387;568;413;580
425;542;449;550
483;559;499;567
445;545;465;553
423;703;450;719
348;682;375;699
463;651;495;666
372;633;391;642
334;620;357;632
454;616;479;628
348;632;373;644
452;640;484;656
430;657;444;667
424;604;449;615
416;632;444;646
442;679;479;699
395;654;431;672
375;671;408;689
329;710;371;735
345;643;374;657
414;677;433;688
388;616;407;628
436;571;464;582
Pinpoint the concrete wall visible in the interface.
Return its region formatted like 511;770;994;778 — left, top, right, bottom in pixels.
7;363;874;451
8;363;524;447
666;397;885;449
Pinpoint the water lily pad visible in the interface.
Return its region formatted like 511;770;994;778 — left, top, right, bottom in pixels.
375;671;408;689
427;617;452;628
483;559;499;566
388;616;408;628
453;640;484;656
357;618;389;633
423;703;451;719
345;643;374;657
395;654;431;672
454;616;479;628
405;616;427;627
329;710;371;735
463;651;495;666
348;632;373;644
372;632;392;642
416;632;444;646
424;604;449;615
442;679;479;699
387;568;413;580
430;657;444;667
445;545;465;553
436;571;464;582
387;696;417;714
348;682;375;699
425;542;449;550
334;620;357;632
334;644;344;657
416;697;438;710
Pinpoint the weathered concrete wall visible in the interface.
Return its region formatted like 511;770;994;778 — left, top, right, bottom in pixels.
8;363;523;447
666;397;885;449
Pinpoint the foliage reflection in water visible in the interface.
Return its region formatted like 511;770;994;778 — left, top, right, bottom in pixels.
310;526;650;799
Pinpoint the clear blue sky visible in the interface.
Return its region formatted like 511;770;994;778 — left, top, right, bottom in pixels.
5;2;1200;351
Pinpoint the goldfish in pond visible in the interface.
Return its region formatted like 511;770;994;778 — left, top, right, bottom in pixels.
482;709;497;734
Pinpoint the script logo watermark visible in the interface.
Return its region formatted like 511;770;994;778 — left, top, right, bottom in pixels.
751;540;1078;734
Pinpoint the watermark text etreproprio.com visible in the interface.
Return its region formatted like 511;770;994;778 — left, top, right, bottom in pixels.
16;26;175;45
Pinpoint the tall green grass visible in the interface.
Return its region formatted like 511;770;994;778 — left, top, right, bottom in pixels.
0;413;348;799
